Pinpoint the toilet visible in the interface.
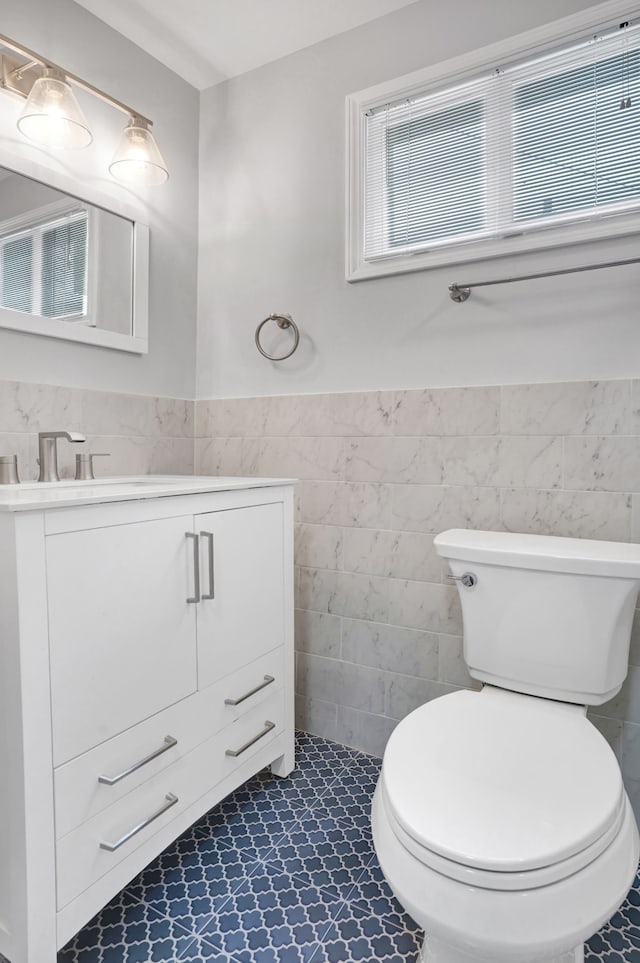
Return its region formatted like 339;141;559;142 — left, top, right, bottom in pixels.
372;529;640;963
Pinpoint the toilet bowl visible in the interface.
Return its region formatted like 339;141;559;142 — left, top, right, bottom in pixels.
372;530;640;963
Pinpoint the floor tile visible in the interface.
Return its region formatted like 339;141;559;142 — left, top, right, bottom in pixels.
198;862;340;963
198;779;308;823
126;832;261;935
585;869;640;961
193;792;305;859
177;936;239;961
317;902;422;963
313;761;381;830
263;813;376;902
295;731;367;768
344;861;421;936
58;889;195;962
246;768;340;812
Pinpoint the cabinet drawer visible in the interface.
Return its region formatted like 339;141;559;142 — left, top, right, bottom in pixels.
56;691;284;910
55;647;286;839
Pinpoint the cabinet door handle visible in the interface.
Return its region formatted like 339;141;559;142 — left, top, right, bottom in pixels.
99;792;179;852
186;532;200;603
98;736;178;786
225;720;276;757
225;675;275;706
200;531;215;600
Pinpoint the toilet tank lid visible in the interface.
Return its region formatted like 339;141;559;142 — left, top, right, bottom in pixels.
434;529;640;578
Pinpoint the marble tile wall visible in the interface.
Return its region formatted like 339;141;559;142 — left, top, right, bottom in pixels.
0;380;195;480
5;377;640;814
195;379;640;815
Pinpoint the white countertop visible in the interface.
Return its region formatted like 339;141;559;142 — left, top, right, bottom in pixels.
0;476;295;512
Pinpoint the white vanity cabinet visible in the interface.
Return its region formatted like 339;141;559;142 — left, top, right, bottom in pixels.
0;479;294;963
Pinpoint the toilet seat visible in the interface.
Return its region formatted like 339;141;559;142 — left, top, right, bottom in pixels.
381;779;627;890
382;686;624;890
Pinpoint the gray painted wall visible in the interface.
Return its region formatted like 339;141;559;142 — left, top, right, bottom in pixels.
196;0;638;400
0;0;199;399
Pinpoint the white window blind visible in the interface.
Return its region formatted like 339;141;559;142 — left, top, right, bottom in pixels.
0;209;88;320
2;234;33;314
41;213;88;319
361;19;640;268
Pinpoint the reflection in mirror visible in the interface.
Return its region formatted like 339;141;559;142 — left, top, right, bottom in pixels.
0;166;134;336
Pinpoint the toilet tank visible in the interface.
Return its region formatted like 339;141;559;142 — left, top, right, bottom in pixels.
434;529;640;705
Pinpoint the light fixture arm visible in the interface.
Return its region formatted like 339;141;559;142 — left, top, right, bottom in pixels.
10;59;39;81
0;31;153;127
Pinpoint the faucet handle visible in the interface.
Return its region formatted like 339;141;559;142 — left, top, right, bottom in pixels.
75;452;110;481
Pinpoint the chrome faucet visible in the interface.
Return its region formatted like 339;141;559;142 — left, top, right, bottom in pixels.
37;431;86;483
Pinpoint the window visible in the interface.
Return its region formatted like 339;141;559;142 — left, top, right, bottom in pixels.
347;3;640;279
0;207;89;320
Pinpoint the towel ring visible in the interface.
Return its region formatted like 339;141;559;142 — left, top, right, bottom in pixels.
255;313;300;361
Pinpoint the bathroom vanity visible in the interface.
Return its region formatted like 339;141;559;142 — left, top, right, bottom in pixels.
0;476;295;963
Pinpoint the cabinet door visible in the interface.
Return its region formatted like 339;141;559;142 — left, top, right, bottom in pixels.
47;515;198;765
196;502;284;688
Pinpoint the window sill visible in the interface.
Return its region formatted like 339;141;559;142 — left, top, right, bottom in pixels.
346;210;640;283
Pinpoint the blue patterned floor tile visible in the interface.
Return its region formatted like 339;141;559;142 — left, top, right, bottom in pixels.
316;902;421;963
191;794;305;860
312;762;380;830
344;862;421;935
201;779;307;823
585;869;640;961
262;813;376;902
584;946;639;963
177;936;240;962
227;734;374;817
271;759;345;788
58;889;195;962
126;833;261;935
197;862;341;963
245;768;340;813
294;731;367;768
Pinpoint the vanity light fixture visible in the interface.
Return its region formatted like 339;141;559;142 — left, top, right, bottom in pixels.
109;116;168;186
0;32;168;185
17;67;92;150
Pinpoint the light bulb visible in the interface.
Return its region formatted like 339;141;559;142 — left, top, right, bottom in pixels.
17;68;92;150
109;117;168;186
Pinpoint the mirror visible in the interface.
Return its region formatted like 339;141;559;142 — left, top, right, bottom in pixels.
0;164;148;353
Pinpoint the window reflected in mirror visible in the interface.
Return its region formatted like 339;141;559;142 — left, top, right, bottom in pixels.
0;167;134;336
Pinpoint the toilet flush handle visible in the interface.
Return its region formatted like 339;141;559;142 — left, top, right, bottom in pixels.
446;572;478;588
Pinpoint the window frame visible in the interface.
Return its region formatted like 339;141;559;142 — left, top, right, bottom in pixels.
345;0;640;282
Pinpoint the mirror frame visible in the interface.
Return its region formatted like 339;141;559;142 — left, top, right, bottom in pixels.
0;146;149;354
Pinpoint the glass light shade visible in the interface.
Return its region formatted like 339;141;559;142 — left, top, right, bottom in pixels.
17;71;92;149
109;119;169;186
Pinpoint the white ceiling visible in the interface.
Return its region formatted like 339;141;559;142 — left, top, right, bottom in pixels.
73;0;420;90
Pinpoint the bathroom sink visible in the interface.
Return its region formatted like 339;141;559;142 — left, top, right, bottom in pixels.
49;479;172;490
12;478;173;490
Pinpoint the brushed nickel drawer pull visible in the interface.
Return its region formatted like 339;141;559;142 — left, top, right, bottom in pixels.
225;720;276;757
99;792;178;852
225;675;275;706
186;532;200;603
200;531;215;600
98;735;178;786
